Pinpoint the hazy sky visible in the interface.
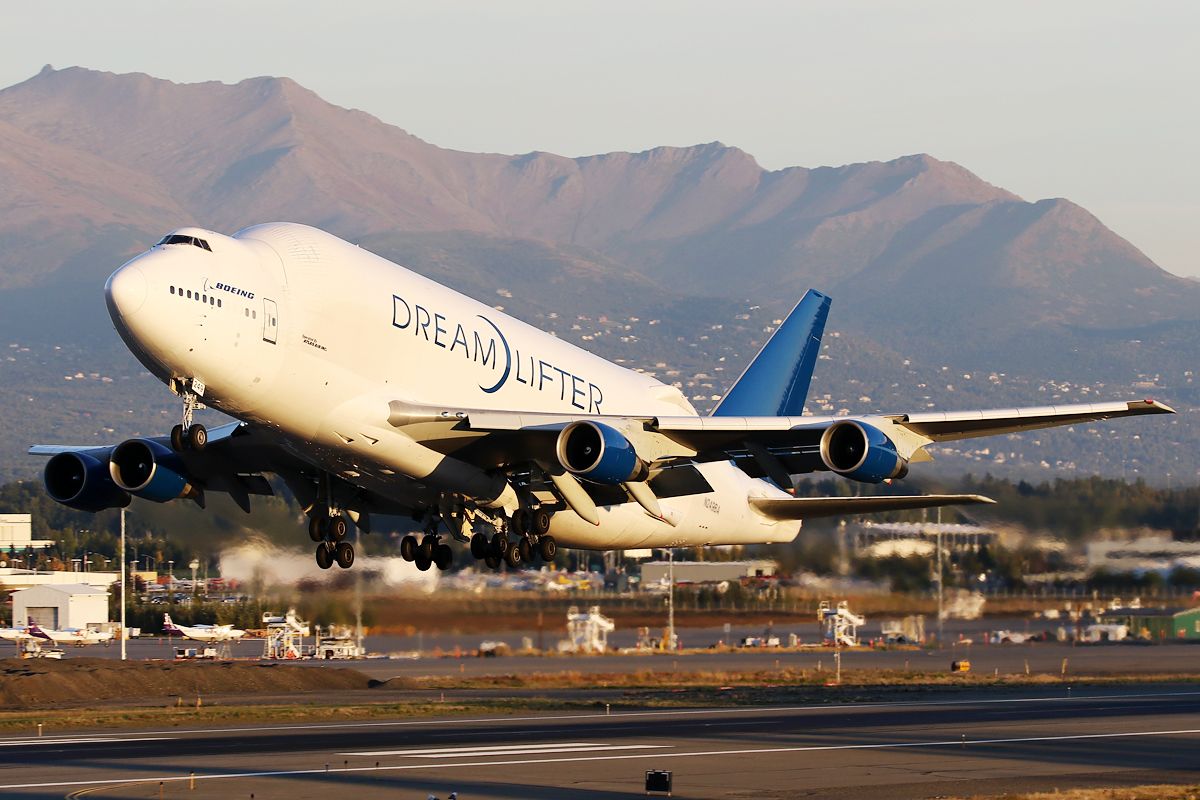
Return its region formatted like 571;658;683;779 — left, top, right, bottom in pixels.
4;1;1196;276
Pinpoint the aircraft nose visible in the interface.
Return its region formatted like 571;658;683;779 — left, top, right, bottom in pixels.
105;264;147;321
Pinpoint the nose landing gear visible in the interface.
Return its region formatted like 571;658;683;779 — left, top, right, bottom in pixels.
170;389;208;452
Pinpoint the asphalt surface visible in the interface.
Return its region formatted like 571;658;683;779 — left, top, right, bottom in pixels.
36;617;1200;680
2;685;1199;798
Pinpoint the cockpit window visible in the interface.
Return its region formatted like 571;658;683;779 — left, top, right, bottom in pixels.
156;234;212;252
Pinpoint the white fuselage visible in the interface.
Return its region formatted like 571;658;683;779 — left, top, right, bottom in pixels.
105;223;800;550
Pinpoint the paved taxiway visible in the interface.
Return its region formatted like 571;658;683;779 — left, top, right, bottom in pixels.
2;685;1198;798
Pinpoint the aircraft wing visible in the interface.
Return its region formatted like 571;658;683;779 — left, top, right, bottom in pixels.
399;398;1173;472
29;421;287;513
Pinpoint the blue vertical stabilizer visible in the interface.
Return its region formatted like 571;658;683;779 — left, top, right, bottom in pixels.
711;289;831;418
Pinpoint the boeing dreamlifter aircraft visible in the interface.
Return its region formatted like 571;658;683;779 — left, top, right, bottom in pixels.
32;224;1173;571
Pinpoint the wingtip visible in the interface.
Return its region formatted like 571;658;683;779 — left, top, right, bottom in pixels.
1135;399;1176;414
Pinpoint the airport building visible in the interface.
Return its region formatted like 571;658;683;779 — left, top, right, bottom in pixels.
0;567;118;592
11;584;110;629
1086;536;1200;575
854;522;999;559
1102;606;1200;642
0;513;55;551
641;559;777;586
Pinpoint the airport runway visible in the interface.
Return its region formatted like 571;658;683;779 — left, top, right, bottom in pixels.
2;685;1199;798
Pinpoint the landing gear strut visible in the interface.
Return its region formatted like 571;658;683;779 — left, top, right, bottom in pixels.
402;518;454;572
473;507;557;571
170;390;208;452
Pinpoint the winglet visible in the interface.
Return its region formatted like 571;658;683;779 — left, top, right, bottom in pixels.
712;289;831;418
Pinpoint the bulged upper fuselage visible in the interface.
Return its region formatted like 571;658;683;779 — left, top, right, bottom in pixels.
104;223;800;550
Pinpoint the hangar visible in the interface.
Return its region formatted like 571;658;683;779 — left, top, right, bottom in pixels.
11;584;109;629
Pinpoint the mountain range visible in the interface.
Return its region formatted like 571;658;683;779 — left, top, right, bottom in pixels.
0;65;1192;484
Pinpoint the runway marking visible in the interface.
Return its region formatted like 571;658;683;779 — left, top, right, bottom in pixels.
344;742;669;758
2;727;1198;790
0;736;174;747
12;687;1197;741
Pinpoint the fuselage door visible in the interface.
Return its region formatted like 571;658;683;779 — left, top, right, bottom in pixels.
262;298;279;344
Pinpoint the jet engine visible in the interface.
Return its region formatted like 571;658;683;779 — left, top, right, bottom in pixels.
819;420;908;483
109;438;198;502
556;421;649;485
44;450;131;512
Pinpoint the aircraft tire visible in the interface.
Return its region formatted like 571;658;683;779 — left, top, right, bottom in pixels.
484;553;501;570
334;542;355;569
308;516;323;542
418;536;436;562
469;533;488;559
510;510;527;536
531;508;552;536
519;538;533;563
504;541;524;569
186;424;208;451
538;536;557;561
400;534;418;562
170;424;186;452
315;542;334;570
415;553;432;571
434;543;453;571
328;516;348;541
490;532;508;556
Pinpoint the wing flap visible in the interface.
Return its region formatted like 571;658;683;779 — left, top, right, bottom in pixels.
749;493;995;521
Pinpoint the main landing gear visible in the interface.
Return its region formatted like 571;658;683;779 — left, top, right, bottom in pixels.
311;511;355;569
399;521;454;572
470;507;557;571
170;390;207;452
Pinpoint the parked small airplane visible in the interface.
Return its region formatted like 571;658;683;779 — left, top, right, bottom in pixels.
31;224;1173;572
28;620;112;647
0;621;32;642
163;613;245;642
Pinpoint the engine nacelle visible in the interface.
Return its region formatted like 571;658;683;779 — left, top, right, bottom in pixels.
819;420;908;484
556;421;649;485
109;438;197;502
43;450;131;512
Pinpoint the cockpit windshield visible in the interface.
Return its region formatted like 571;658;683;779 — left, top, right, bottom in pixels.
156;234;212;252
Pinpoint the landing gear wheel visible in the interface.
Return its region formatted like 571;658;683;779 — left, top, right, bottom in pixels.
400;534;418;562
490;532;509;556
434;543;453;571
504;541;524;569
470;533;488;559
170;425;185;452
415;553;432;571
419;537;436;562
334;541;355;569
327;515;348;542
186;424;208;451
531;508;552;536
315;542;334;570
484;553;501;570
510;510;527;537
519;538;533;563
538;536;557;561
308;516;324;542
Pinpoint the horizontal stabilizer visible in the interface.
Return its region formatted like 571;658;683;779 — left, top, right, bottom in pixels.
749;493;994;521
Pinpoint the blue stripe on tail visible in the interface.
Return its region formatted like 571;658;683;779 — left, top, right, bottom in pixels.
711;289;830;418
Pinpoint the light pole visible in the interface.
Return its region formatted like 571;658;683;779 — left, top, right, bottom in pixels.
667;549;675;652
120;508;126;661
